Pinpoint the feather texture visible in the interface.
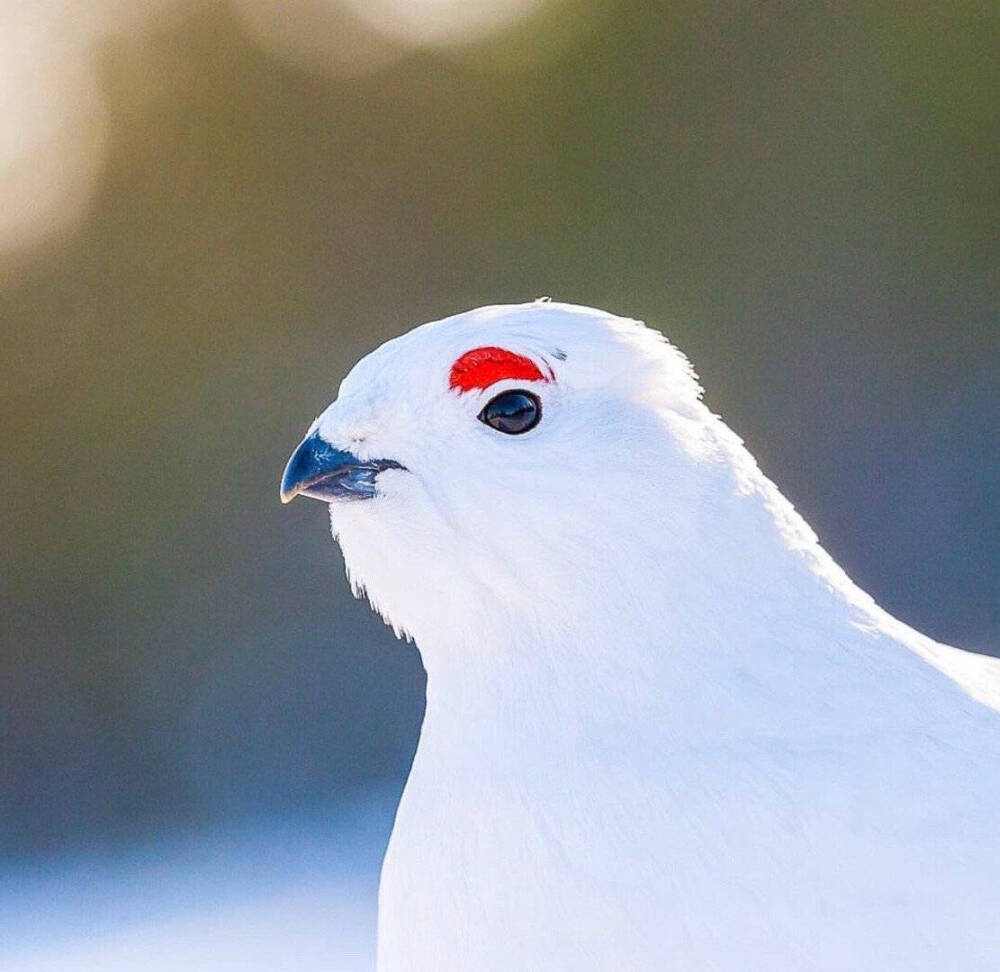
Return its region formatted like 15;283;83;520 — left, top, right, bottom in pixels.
291;302;1000;971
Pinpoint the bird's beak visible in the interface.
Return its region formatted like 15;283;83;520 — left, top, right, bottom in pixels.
280;431;404;504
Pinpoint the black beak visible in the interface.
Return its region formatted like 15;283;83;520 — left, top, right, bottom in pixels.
280;431;404;504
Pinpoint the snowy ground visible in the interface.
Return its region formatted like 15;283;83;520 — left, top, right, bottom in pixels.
0;793;395;972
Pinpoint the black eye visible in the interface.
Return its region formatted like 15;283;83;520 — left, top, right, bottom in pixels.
478;390;541;435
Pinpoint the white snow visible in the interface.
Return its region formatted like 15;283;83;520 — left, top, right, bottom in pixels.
1;793;394;972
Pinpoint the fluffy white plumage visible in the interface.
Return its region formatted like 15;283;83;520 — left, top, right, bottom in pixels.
286;302;1000;971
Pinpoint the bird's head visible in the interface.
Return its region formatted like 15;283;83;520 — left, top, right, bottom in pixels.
281;301;715;646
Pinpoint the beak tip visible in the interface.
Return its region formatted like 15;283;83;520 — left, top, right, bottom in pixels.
279;471;303;504
280;433;322;504
280;462;304;503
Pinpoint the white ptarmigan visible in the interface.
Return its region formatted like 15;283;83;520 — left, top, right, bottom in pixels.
280;302;1000;972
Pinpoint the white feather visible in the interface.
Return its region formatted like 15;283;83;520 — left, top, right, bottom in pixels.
301;302;1000;971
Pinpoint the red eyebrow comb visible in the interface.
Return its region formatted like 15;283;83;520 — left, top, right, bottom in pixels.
449;347;554;393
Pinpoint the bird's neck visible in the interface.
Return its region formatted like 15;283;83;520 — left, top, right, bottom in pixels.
411;482;877;775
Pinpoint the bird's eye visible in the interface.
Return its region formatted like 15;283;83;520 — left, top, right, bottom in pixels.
478;390;541;435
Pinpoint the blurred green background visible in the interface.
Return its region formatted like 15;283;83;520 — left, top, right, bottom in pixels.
2;0;997;862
